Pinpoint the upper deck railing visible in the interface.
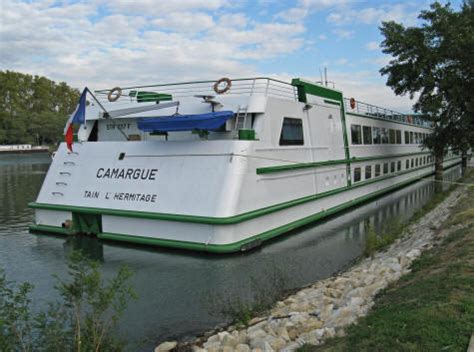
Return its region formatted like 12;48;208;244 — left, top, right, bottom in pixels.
344;98;433;128
94;77;299;104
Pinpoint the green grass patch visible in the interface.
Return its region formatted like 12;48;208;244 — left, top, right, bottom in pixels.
300;170;474;352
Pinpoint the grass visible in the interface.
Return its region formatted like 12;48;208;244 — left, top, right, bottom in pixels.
363;217;404;257
300;170;474;351
363;171;471;258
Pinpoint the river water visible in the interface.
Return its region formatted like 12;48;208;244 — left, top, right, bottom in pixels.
0;154;461;350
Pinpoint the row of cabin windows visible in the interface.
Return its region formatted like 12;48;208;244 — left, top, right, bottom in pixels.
353;155;434;182
351;124;429;145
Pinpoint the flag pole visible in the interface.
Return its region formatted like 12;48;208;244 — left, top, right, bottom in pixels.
85;88;110;118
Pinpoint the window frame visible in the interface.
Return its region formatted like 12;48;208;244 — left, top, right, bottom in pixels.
279;117;304;146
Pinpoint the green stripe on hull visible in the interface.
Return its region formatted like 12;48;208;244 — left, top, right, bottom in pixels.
29;160;460;226
29;224;72;235
31;166;455;253
257;151;433;174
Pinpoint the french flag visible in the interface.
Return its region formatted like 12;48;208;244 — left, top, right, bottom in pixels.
64;87;88;151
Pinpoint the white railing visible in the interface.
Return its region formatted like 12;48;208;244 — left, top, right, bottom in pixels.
94;77;299;104
344;98;433;128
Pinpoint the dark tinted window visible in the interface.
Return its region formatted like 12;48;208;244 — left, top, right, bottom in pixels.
279;118;304;145
383;163;389;174
365;165;372;179
363;126;372;144
391;161;395;173
396;130;402;144
389;129;396;144
372;127;381;144
397;160;401;171
381;128;389;144
404;131;409;144
375;164;381;177
406;159;409;169
354;167;361;182
351;125;362;145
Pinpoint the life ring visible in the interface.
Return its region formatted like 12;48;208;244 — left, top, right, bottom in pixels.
349;97;356;109
108;87;122;102
213;77;232;94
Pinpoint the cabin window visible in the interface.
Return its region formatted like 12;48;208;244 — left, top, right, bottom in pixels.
381;128;389;144
416;158;419;167
411;158;414;168
375;164;381;177
351;124;362;145
423;156;427;164
406;159;410;169
404;131;409;144
279;118;304;146
410;132;414;144
383;163;389;174
396;130;402;144
397;160;401;171
363;126;372;144
354;167;361;182
389;129;396;144
365;165;372;179
391;161;395;173
372;127;381;144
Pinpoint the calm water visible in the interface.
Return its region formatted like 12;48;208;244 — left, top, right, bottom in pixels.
0;154;461;350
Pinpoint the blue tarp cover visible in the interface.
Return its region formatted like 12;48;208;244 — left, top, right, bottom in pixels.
137;111;234;132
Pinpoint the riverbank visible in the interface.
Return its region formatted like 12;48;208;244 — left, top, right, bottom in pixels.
157;170;473;352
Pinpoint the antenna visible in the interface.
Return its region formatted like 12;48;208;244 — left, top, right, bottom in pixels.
323;67;336;88
319;68;323;84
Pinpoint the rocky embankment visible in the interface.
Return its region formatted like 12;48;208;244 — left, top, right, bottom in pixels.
156;186;465;352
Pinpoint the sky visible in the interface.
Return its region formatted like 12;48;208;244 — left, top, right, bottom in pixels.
0;0;464;112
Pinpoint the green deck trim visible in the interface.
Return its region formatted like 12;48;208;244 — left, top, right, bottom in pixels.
346;112;433;130
30;161;461;253
29;224;72;235
256;151;433;174
291;78;343;102
323;99;341;106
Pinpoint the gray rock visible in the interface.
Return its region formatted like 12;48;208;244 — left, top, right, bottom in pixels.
155;341;177;352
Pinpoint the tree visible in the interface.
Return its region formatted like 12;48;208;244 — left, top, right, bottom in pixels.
379;1;474;178
0;71;80;146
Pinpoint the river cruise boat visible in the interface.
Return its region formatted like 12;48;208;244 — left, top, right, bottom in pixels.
29;77;461;253
0;144;49;154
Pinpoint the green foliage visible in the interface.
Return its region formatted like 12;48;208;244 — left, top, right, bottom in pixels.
0;251;136;352
379;1;474;156
363;218;404;257
298;222;474;352
211;265;287;326
0;70;80;145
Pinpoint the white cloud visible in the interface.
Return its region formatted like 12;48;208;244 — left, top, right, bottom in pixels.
153;12;215;33
0;0;306;89
333;28;354;40
327;4;419;26
366;41;380;51
275;7;309;22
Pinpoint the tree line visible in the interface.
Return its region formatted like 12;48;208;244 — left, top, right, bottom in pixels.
380;0;474;173
0;71;80;146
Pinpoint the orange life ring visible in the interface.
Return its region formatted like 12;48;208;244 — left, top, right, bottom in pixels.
349;97;356;109
213;77;232;94
108;87;122;102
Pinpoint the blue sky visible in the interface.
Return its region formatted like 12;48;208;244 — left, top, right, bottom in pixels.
0;0;464;112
